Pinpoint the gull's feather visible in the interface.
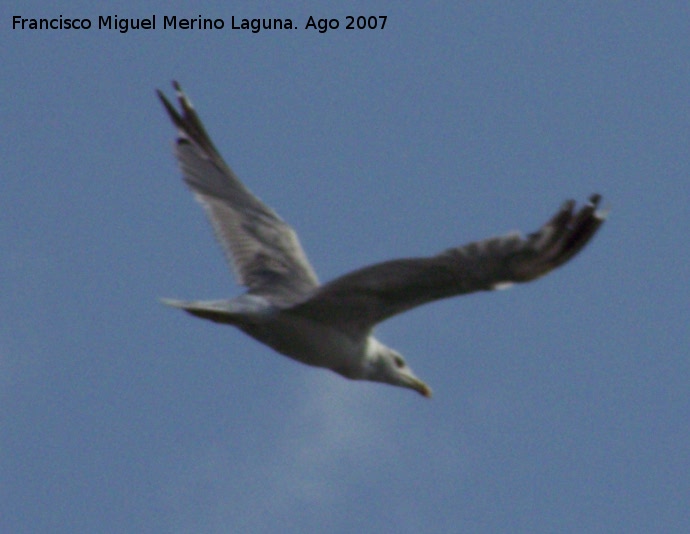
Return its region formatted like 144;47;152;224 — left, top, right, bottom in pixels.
289;195;606;337
158;83;318;307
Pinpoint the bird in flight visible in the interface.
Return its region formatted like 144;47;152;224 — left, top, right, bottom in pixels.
158;81;606;398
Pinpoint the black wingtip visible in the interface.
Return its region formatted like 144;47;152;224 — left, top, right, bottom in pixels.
155;87;169;107
156;85;184;128
588;193;610;221
157;81;228;168
551;194;607;268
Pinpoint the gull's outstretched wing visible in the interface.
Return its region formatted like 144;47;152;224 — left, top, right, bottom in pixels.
157;82;319;306
290;195;606;336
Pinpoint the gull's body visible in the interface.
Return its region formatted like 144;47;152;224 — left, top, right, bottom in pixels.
163;294;373;377
158;82;607;397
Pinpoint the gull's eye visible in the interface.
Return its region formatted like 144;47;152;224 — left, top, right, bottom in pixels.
393;355;405;368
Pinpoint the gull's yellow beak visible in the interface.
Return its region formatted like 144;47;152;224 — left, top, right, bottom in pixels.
408;376;432;398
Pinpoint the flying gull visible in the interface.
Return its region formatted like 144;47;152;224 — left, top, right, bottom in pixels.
157;81;606;398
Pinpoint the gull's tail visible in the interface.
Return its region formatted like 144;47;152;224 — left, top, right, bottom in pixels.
161;298;248;326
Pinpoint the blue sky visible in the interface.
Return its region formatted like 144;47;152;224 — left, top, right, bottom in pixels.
3;2;689;532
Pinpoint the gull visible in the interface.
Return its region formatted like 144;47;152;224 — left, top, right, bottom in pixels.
157;81;607;398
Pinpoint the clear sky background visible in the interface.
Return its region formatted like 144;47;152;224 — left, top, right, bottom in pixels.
3;2;689;533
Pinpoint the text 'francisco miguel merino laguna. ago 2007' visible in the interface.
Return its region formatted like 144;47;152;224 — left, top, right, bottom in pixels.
12;15;388;34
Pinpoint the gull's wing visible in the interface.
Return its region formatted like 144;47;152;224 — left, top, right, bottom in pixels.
157;82;319;306
289;195;606;336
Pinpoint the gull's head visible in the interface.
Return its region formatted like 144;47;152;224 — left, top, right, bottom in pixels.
364;338;432;398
